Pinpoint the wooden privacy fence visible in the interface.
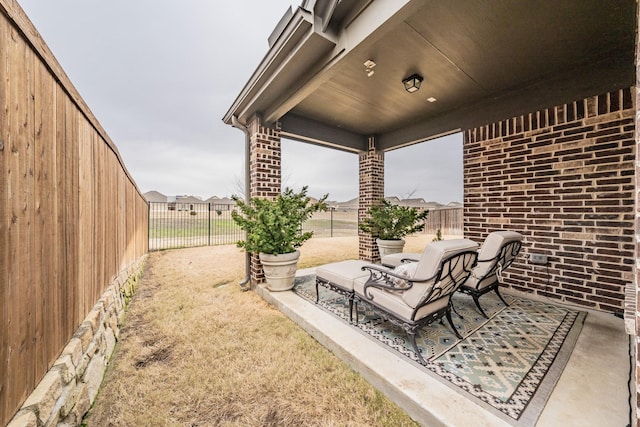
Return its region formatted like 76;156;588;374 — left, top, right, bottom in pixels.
423;207;463;235
0;2;149;425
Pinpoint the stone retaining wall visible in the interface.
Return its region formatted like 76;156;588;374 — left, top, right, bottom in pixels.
7;255;147;427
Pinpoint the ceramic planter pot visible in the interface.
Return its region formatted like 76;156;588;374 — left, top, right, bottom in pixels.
376;238;405;259
259;250;300;291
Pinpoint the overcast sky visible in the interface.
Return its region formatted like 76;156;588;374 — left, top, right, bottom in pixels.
18;0;462;204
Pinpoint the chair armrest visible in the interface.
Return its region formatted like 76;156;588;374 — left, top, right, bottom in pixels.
360;265;435;296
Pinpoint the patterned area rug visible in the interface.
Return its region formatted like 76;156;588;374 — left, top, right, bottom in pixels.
293;274;586;426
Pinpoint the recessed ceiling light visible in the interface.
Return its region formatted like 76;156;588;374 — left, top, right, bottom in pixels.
427;97;437;103
364;59;376;77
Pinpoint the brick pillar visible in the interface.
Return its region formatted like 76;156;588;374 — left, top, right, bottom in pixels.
358;136;384;262
247;114;281;286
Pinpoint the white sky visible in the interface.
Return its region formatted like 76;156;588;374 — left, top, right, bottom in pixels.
18;0;463;204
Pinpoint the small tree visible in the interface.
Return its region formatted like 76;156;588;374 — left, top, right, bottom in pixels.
231;187;327;255
359;199;429;240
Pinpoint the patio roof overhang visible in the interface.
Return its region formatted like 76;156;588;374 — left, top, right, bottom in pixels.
223;0;636;153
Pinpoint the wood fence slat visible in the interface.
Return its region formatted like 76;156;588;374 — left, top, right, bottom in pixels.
34;59;57;374
6;23;31;413
55;85;67;353
77;118;88;317
67;99;80;334
0;11;9;421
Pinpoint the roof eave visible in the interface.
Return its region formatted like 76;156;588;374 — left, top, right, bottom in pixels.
223;7;322;125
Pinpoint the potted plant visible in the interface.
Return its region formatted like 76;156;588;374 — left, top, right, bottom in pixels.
231;187;327;291
358;199;429;257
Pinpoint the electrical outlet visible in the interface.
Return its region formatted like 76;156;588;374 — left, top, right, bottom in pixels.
529;253;548;264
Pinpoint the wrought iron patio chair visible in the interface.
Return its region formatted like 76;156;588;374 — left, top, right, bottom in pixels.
353;239;479;365
380;251;421;268
457;231;523;318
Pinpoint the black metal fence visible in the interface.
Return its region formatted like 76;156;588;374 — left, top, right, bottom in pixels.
148;202;463;251
148;202;243;250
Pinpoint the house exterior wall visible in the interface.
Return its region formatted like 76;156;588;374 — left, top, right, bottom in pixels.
358;137;385;262
248;114;282;285
635;8;640;422
464;88;635;314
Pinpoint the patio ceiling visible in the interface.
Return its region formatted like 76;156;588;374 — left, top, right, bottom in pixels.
223;0;636;152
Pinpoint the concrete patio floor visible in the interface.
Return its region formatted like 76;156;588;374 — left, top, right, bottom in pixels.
257;268;631;427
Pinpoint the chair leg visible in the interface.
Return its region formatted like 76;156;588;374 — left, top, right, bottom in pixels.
451;302;464;319
315;281;320;303
354;301;359;325
472;295;489;318
407;331;427;365
348;297;353;323
446;309;463;340
495;287;509;307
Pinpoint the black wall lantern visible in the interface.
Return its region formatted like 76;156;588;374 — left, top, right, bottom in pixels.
402;74;423;93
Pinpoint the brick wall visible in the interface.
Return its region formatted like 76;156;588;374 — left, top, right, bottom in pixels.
248;114;282;285
635;29;640;423
359;137;385;262
464;88;635;313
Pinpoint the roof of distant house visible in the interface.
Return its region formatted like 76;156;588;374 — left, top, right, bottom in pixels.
173;195;204;204
143;190;167;203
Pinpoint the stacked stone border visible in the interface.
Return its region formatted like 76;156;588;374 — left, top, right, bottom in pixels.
7;255;147;427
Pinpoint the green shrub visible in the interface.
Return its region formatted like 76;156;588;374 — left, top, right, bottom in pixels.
231;187;327;255
359;199;428;240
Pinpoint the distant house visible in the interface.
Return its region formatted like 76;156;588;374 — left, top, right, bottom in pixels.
336;197;359;210
324;200;340;210
208;197;236;211
144;191;168;211
144;190;167;203
384;196;401;204
399;198;443;210
169;195;204;211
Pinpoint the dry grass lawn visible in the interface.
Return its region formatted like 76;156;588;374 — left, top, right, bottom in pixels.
85;235;440;426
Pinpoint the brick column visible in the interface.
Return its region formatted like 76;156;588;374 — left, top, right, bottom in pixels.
358;136;384;262
247;114;281;286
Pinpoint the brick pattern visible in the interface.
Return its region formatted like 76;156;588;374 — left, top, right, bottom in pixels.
464;89;635;314
358;137;385;262
247;114;282;285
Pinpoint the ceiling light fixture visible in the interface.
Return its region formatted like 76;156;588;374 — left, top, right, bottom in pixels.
402;74;423;93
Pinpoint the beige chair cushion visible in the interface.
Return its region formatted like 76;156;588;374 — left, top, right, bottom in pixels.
315;260;371;292
381;252;420;267
354;275;448;322
471;231;523;290
403;239;478;308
